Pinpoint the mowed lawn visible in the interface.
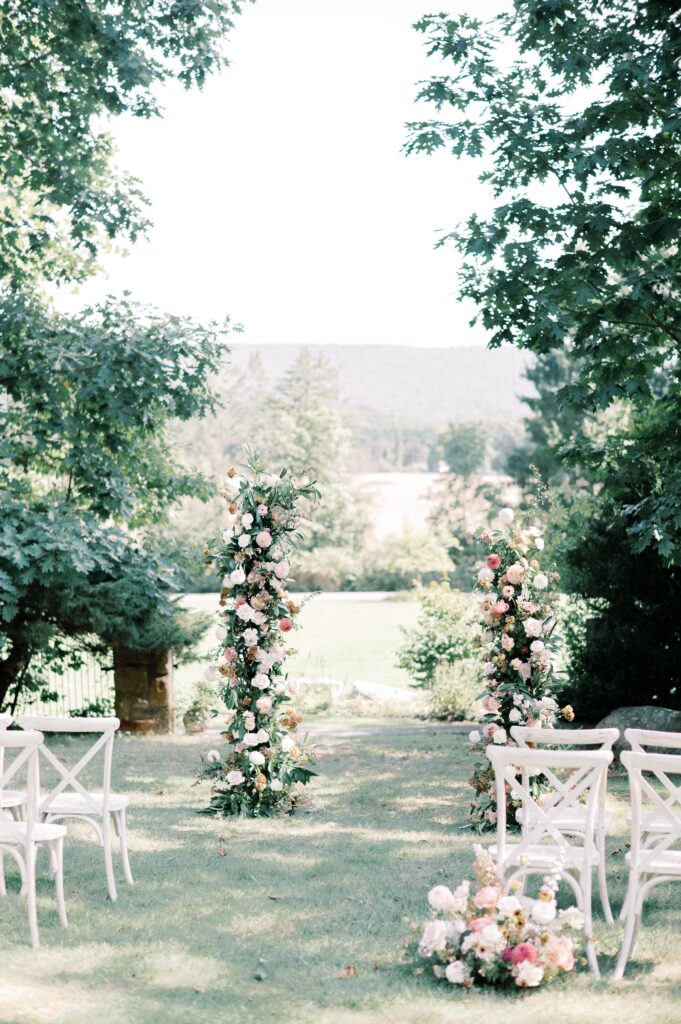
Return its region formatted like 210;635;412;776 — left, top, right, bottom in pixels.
180;592;421;693
0;730;680;1024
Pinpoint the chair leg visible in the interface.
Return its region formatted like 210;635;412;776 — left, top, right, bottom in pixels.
0;849;6;897
581;869;600;978
25;846;39;949
614;891;641;981
115;808;134;886
597;836;614;925
102;813;117;902
52;839;68;929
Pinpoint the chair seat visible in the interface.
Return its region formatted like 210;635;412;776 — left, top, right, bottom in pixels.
43;792;129;817
626;810;675;833
0;790;26;809
625;849;681;875
516;806;610;831
0;820;67;844
490;840;598;870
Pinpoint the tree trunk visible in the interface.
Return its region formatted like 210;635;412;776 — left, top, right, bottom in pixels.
0;633;31;711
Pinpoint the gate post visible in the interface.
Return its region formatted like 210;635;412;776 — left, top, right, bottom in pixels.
113;648;175;733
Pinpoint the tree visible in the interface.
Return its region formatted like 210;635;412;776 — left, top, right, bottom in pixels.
407;2;681;711
0;292;232;709
406;1;681;562
0;0;250;286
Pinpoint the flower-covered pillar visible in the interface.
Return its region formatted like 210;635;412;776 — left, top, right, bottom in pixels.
468;507;573;830
200;453;320;816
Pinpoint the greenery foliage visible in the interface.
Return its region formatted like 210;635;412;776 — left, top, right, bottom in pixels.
397;582;474;688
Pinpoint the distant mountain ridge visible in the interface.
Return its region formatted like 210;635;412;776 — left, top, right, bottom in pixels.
227;344;532;424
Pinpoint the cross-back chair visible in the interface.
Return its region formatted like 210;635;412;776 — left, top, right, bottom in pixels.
487;744;613;977
614;749;681;979
511;725;619;923
0;729;68;947
18;715;133;902
0;712;27;819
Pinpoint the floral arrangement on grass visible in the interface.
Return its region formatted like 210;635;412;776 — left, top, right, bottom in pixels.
199;451;320;817
414;846;582;990
468;507;573;831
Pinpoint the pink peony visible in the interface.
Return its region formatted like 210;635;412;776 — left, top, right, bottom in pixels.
501;634;514;652
473;885;501;910
274;560;289;579
486;553;501;570
493;600;509;615
279;617;294;633
506;563;525;585
510;942;538;965
469;915;496;932
256;530;273;549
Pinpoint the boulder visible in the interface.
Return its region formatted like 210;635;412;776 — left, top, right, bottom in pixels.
596;706;681;757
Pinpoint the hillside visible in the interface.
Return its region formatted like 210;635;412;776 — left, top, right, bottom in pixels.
225;344;531;425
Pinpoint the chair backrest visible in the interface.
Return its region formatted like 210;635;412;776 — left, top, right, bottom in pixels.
486;745;613;866
625;728;681;753
0;713;12;730
621;749;681;871
0;730;42;841
17;715;120;817
511;726;620;750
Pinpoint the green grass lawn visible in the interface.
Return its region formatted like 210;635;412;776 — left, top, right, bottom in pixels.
1;729;680;1024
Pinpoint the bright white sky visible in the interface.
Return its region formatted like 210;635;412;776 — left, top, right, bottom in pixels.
66;0;506;347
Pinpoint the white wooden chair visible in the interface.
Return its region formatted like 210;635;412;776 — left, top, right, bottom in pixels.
18;715;133;902
511;725;619;923
0;712;27;819
0;729;68;947
614;749;681;979
486;745;613;977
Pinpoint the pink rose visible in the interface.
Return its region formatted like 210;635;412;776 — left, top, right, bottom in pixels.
486;553;501;570
256;530;272;549
279;617;294;633
501;634;514;652
224;646;237;663
543;934;574;972
482;695;500;713
510;942;538;965
483;723;497;739
502;585;514;599
256;695;273;713
473;885;501;910
493;600;509;615
506;563;525;585
469;915;496;932
274;560;289;579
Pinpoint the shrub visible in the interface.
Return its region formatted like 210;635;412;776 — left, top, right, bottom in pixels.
397;582;474;688
427;661;480;721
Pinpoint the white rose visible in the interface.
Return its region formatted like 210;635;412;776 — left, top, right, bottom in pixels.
533;572;549;590
248;751;266;766
241;513;254;529
238;534;251;549
531;899;557;925
499;507;515;524
252;672;270;690
523;617;543;638
427;885;454;912
496;895;522;917
256;729;269;743
222;528;233;542
558;906;584;930
243;628;259;648
203;665;218;682
229;568;246;586
226;770;245;785
477;567;494;585
205;749;221;763
535;537;545;550
243;733;260;747
468;730;481;744
508;708;522;723
514;960;544;988
492;728;507;745
281;734;296;752
418;920;448;956
444;960;467;984
530;639;545;653
270;778;283;792
214;625;227;641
